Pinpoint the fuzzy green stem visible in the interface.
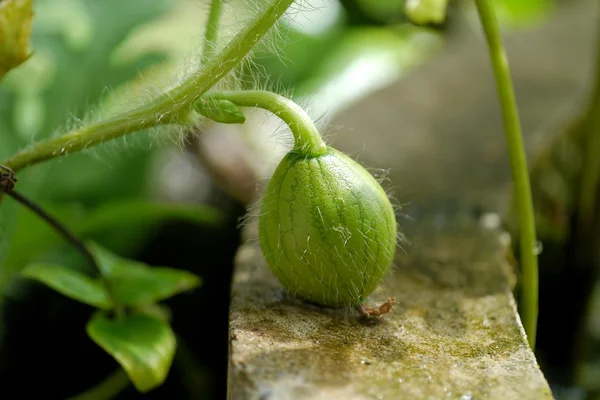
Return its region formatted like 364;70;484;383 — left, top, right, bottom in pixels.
474;0;538;350
578;3;600;229
202;0;223;61
67;369;130;400
208;90;327;157
2;0;296;172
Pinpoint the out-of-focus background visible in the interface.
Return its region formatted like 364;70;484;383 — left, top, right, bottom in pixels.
0;0;598;399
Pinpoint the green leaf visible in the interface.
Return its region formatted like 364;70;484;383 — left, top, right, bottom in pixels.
405;0;449;25
86;311;176;393
0;199;221;291
2;202;86;275
137;303;172;323
77;200;223;256
250;14;344;90
493;0;554;27
295;25;443;117
0;0;174;290
89;242;202;307
0;0;33;80
353;0;406;23
15;242;201;311
20;263;110;309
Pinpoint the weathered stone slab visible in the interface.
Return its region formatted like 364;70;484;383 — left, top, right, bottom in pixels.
227;217;553;399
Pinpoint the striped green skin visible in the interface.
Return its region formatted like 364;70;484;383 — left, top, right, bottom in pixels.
259;147;397;307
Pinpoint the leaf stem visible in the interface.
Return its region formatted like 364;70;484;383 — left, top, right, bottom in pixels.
67;368;130;400
208;90;327;156
2;0;296;172
202;0;223;61
474;0;538;350
5;188;124;315
578;2;600;229
6;190;99;274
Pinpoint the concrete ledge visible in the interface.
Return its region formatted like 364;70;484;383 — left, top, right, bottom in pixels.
227;218;553;400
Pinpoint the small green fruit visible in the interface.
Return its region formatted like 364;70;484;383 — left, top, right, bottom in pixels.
259;147;397;307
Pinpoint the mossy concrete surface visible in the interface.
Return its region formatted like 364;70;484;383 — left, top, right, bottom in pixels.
228;217;553;399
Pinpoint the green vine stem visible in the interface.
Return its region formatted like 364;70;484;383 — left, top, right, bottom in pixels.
67;369;130;400
202;0;223;61
4;188;125;317
6;190;99;274
578;2;600;230
208;90;327;157
2;0;295;172
474;0;539;349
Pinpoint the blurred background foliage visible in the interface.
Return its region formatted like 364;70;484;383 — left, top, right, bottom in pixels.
0;0;592;399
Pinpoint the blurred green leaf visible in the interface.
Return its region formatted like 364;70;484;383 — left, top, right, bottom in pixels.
86;311;176;393
1;199;221;290
75;199;223;256
493;0;554;27
0;0;33;81
353;0;407;23
14;240;201;310
20;263;110;309
405;0;449;25
296;24;443;116
2;202;85;272
89;242;202;307
249;16;345;90
0;0;175;288
137;303;172;323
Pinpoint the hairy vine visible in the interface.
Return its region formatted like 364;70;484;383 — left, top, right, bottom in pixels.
2;0;296;172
